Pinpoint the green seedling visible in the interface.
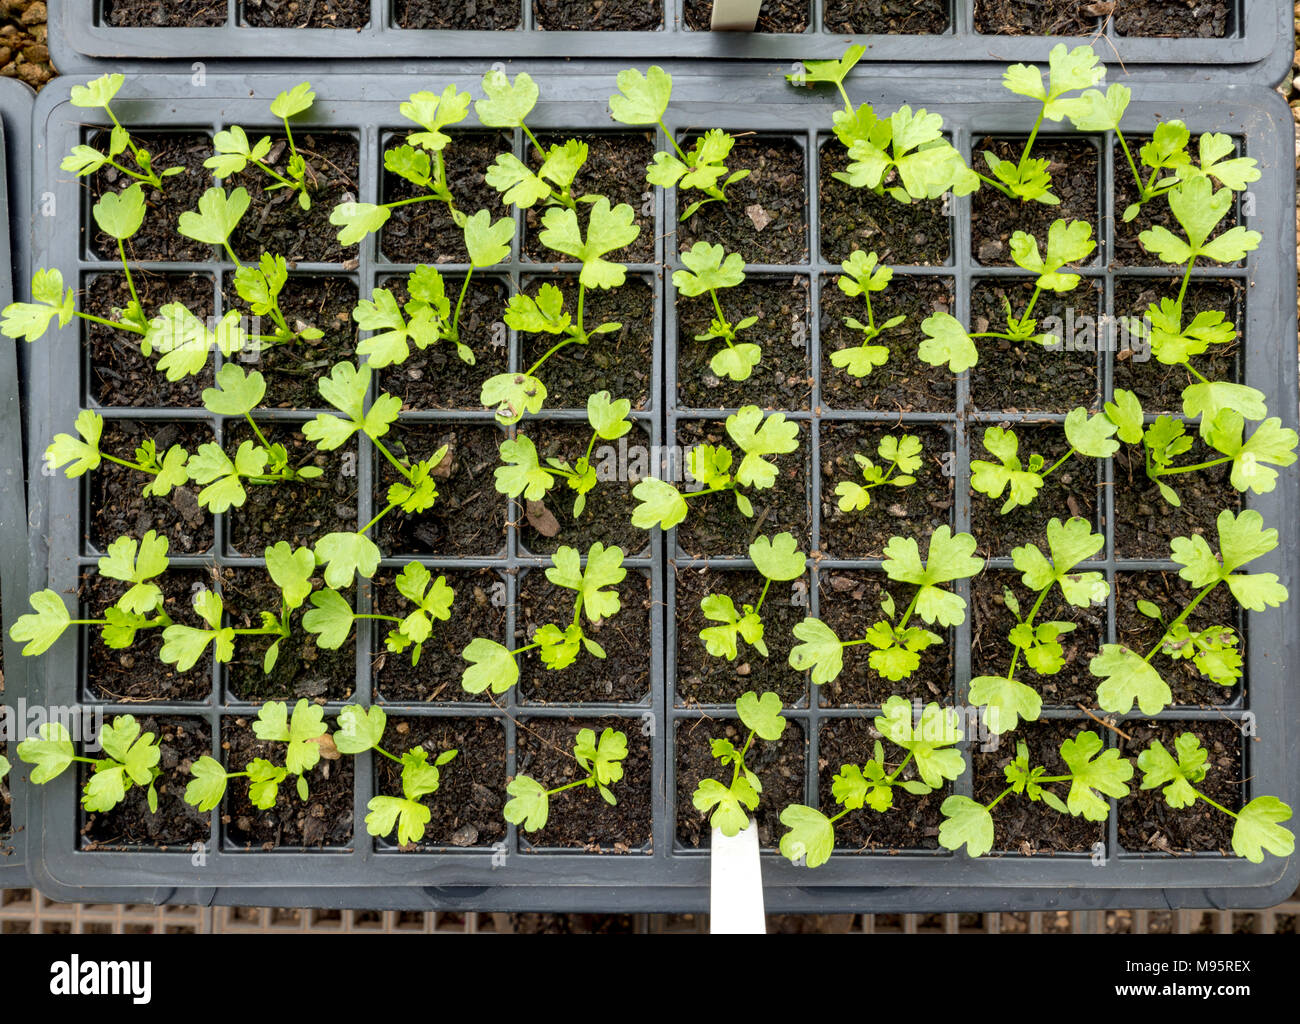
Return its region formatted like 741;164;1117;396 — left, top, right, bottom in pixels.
692;691;787;837
332;704;458;846
833;433;923;512
970;407;1119;514
484;197;641;424
981;44;1104;204
968;517;1109;735
939;731;1132;857
18;715;163;814
1089;509;1287;716
206;82;317;210
461;543;626;696
184;699;328;811
789;527;982;685
10;532;173;658
494;390;633;518
304;563;453;669
919;218;1096;373
60;74;183;190
631;405;799;531
44;409;192;500
1137;733;1294;863
700;533;805;662
330;85;471;245
673;242;759;382
302;362;448;588
357;210;514;369
609;66;749;220
1065;85;1260;222
779;697;964;868
504;727;629;833
829;251;907;378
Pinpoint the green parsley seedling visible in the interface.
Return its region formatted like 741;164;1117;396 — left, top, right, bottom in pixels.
332;704;458;845
968;517;1109;735
462;543;626;696
700;534;805;662
18;715;163;814
1137;733;1294;863
1089;509;1288;716
829;251;907;378
833;433;923;512
692;691;787;837
504;726;629;833
789;527;982;685
495;391;633;517
939;731;1132;857
206;82;317;211
60;74;184;190
673;242;760;381
631;405;799;531
609;66;749;220
43;409;192;500
779;697;964;868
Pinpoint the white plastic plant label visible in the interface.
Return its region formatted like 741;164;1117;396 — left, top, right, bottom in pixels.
710;819;766;933
711;0;761;31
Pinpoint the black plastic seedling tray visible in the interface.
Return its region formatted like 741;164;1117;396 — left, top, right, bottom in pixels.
47;0;1296;85
20;69;1299;911
0;76;35;890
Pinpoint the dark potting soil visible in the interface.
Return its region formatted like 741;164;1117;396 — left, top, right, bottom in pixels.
970;570;1106;707
818;716;944;850
824;0;951;34
676;276;812;412
1111;278;1242;414
674;419;811;559
373;717;507;849
974;719;1104;853
971;139;1099;268
1113;2;1231;37
376;274;509;411
683;0;808;32
1112;437;1239;562
1119;719;1241;854
373;422;508;558
83;568;215;703
674;717;806;848
222;273;358;409
973;0;1098;35
227;133;360;264
1114;572;1241;707
395;0;522;29
90;132;215;263
515;420;651;558
89;420;215;556
223;715;354;848
514;717;652;851
1114;138;1244;267
818;142;952;267
969;278;1102;414
86;271;215;409
518;276;655;410
379;132;512;265
815;571;954;705
517;568;652;703
970;423;1100;558
674;567;807;707
80;716;212;850
819;422;954;560
679;135;808;266
221;567;357;703
104;0;227;26
524;133;656;266
241;0;370;28
819;273;957;412
533;0;662;30
224;420;358;555
372;568;507;704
